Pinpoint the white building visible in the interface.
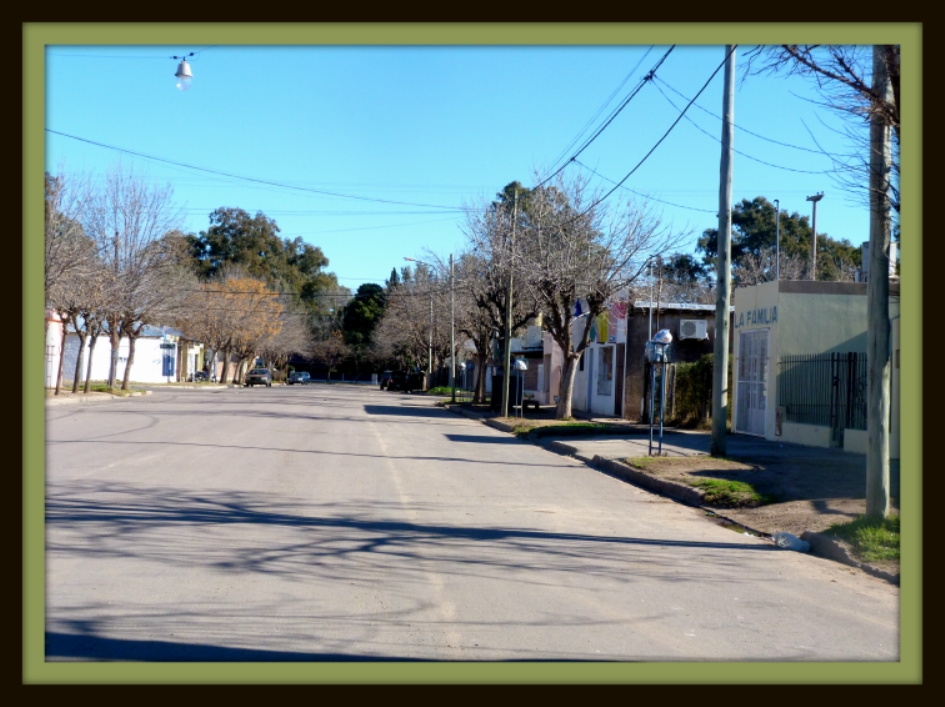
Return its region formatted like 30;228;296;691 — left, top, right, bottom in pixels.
45;311;204;387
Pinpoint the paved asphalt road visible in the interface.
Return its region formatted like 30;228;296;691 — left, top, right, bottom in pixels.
41;383;899;670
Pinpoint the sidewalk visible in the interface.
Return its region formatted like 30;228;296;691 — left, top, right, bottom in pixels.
449;403;900;584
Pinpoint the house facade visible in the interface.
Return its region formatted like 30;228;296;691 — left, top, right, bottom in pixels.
731;280;900;458
619;301;722;422
45;311;205;387
502;297;724;421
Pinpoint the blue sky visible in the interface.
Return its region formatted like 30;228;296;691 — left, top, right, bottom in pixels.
42;28;888;293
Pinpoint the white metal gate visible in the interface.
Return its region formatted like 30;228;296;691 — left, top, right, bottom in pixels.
736;330;768;436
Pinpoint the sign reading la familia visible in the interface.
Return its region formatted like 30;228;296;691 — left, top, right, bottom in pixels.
735;305;777;329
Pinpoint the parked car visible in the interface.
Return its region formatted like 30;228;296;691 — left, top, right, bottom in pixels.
245;368;273;387
287;371;311;385
379;370;393;390
387;370;424;393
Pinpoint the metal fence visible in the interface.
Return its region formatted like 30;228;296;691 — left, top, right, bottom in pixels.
777;352;867;431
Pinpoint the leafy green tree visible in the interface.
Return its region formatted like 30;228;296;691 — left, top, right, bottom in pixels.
697;196;859;285
187;207;344;319
341;283;387;350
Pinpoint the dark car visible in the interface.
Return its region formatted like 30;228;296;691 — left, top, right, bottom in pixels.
379;370;393;390
287;371;311;385
245;368;273;387
387;370;424;393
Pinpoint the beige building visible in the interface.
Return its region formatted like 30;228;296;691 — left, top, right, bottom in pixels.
732;280;900;458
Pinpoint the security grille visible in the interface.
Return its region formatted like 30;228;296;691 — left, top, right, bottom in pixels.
736;330;768;435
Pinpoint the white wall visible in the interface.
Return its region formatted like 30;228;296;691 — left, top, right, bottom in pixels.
61;334;176;384
45;312;64;388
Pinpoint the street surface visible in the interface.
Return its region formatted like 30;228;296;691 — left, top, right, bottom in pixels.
44;384;899;663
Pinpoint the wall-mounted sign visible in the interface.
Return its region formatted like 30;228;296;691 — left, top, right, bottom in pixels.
735;306;778;329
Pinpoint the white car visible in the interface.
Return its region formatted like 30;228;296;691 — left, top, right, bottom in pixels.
245;368;273;387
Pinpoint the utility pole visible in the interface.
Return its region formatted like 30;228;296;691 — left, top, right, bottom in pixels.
427;291;433;385
711;45;735;457
807;192;824;280
450;253;456;404
501;192;518;418
774;198;781;280
865;45;894;520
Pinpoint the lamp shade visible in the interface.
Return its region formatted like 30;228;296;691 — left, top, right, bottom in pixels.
174;59;193;90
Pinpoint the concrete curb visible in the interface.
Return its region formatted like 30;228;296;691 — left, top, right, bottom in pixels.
801;531;900;585
45;390;152;405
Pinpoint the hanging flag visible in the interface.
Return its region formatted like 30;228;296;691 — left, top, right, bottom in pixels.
573;299;583;317
597;313;609;343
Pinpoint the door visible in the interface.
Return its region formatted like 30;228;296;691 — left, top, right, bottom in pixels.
736;329;768;436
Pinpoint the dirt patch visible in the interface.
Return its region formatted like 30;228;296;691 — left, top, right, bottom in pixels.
623;454;898;535
620;453;900;578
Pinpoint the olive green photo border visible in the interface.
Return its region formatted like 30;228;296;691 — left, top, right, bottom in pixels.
23;22;923;685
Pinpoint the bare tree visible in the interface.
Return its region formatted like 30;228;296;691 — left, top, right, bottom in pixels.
735;250;831;287
744;45;900;221
82;164;185;389
746;45;899;519
45;170;100;393
450;250;507;403
460;184;542;405
260;300;315;378
374;278;438;373
45;171;96;306
310;331;350;382
517;172;688;419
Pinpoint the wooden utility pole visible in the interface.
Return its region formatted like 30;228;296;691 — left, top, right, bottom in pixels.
711;46;735;457
501;192;518;418
866;45;894;520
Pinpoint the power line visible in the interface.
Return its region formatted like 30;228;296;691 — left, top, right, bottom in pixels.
652;75;850;158
47;129;464;212
575;46;737;217
573;159;716;214
545;46;662;175
649;79;844;175
535;46;676;190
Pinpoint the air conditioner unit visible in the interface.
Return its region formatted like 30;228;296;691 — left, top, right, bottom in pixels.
679;319;708;341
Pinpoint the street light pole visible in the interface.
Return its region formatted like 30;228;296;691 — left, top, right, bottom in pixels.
807;192;824;280
405;255;455;395
428;292;433;383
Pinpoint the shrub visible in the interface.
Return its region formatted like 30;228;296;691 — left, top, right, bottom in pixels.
672;354;714;427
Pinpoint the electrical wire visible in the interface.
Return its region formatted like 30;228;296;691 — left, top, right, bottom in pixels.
649;79;844;175
534;46;676;190
571;46;737;219
47;129;464;213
